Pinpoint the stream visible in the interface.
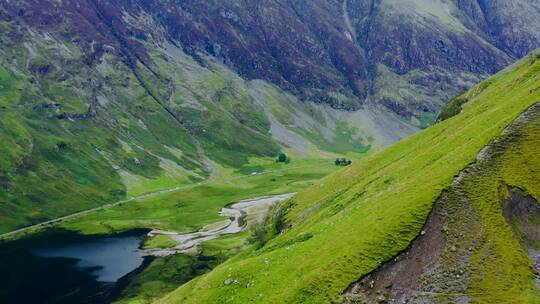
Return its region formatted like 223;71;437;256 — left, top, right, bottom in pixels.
144;193;295;256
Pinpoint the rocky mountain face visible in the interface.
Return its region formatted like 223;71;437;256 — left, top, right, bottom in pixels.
112;0;540;115
0;0;538;231
95;0;540;116
5;1;540;117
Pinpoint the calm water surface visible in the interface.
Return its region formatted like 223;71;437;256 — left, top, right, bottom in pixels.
0;229;149;304
33;235;145;282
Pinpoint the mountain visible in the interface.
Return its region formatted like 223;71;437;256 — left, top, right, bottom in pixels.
156;51;540;303
0;0;539;232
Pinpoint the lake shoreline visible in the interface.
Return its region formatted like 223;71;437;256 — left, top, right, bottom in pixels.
0;228;150;304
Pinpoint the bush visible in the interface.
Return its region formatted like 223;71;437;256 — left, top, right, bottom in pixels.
437;95;468;122
56;141;68;150
335;158;352;166
248;225;269;248
29;56;53;76
276;152;290;163
248;204;287;249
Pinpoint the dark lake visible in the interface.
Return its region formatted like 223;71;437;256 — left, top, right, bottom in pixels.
0;229;150;304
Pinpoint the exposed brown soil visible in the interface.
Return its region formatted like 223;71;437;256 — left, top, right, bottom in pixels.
343;188;481;304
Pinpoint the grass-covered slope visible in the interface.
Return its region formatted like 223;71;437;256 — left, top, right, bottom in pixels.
157;53;540;303
0;14;376;234
345;102;540;303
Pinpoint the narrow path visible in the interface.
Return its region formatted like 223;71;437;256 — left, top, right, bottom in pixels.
143;193;295;256
0;162;326;240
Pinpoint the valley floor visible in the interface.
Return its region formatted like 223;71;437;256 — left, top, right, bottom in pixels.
0;156;345;304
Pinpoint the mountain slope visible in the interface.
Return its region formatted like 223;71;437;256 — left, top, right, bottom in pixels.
0;2;379;233
157;52;540;303
345;102;540;303
3;0;540;124
0;0;539;233
99;0;539;123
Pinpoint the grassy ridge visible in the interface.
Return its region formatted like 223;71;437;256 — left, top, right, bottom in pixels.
157;54;540;303
460;104;540;302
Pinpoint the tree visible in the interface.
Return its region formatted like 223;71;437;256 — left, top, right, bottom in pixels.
277;152;289;163
335;158;352;166
56;141;67;150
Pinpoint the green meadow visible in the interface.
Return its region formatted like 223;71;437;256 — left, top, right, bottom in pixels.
61;158;340;236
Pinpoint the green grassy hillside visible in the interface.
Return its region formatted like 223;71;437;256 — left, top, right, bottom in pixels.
0;17;376;234
157;53;540;303
344;98;540;303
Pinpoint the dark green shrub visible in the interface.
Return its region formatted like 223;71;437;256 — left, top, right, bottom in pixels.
335;158;352;166
437;95;468;122
276;152;290;163
56;141;67;150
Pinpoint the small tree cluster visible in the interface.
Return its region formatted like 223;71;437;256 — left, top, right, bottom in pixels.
248;205;286;249
276;152;290;163
56;141;68;150
335;158;352;166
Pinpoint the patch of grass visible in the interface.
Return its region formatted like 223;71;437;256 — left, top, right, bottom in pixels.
291;120;370;154
157;52;540;303
121;169;196;198
143;235;177;250
61;158;338;235
116;232;251;304
200;232;250;258
114;254;219;304
39;81;88;114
